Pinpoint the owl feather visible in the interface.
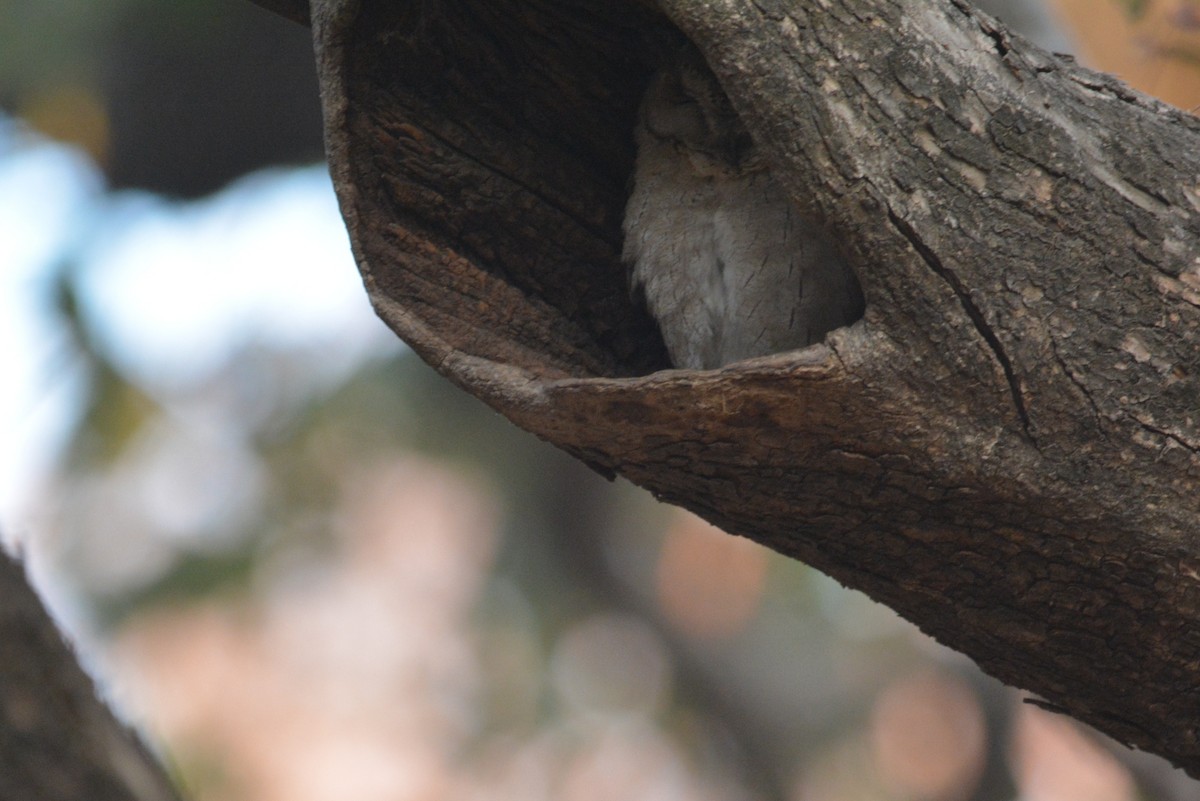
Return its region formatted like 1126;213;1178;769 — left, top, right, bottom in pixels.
623;49;863;369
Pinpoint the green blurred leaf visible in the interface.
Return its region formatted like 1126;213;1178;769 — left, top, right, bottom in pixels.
52;264;159;468
1114;0;1151;20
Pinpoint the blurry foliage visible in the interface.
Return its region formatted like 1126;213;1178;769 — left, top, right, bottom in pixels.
1112;0;1200;21
1115;0;1152;19
0;0;118;101
52;263;159;470
1106;0;1200;74
99;0;324;195
1;0;323;196
1114;0;1200;19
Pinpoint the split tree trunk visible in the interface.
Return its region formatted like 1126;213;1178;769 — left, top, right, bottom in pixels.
298;0;1200;772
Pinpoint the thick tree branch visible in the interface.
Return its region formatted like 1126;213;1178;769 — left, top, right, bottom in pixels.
302;0;1200;773
0;551;181;801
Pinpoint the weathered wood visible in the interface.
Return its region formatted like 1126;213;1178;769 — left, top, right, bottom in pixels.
309;0;1200;772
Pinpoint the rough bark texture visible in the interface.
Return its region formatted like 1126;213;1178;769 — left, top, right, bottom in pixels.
0;551;181;801
307;0;1200;772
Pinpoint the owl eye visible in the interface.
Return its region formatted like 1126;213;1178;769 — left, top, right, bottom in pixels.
642;79;712;144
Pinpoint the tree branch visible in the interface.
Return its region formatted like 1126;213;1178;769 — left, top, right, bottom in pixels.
304;0;1200;773
0;550;181;801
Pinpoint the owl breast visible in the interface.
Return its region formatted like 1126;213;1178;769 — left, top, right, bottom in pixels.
622;60;864;370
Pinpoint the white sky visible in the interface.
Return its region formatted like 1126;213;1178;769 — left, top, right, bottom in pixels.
0;119;398;542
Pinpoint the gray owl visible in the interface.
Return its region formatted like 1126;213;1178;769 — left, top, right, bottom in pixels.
622;51;863;370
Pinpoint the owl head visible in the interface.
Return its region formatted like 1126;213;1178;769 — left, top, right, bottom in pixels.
639;46;760;178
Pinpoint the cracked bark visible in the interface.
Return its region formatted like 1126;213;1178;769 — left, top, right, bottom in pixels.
290;0;1200;774
884;208;1033;437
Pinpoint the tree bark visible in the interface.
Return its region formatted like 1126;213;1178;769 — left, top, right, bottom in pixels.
303;0;1200;773
0;551;181;801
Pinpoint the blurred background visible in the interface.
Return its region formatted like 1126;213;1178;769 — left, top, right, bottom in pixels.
2;1;1199;799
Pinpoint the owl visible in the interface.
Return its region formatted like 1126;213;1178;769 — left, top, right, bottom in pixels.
622;50;864;370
